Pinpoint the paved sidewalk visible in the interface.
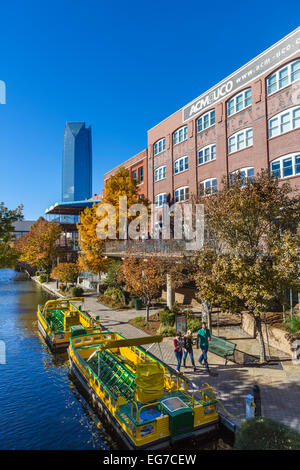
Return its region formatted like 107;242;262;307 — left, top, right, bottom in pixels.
39;279;300;433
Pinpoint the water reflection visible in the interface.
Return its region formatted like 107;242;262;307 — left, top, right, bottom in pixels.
0;269;118;450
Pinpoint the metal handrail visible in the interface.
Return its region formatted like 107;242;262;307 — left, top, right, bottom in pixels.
137;402;163;423
129;401;140;427
191;383;214;407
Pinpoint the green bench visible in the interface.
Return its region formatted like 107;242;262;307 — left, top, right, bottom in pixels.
208;335;236;365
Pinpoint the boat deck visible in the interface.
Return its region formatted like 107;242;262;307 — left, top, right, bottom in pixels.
116;388;216;430
87;348;218;428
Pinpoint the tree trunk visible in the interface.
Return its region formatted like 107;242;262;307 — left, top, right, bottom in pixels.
282;304;286;323
201;299;210;324
254;315;266;363
207;305;212;332
166;273;174;309
146;302;150;323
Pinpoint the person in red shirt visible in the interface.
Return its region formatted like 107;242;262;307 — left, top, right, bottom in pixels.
174;331;183;372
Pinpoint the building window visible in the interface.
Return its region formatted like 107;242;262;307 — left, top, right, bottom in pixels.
155;193;167;207
270;153;300;179
132;167;143;184
230;167;254;186
174;186;189;203
154;138;166;156
198;178;217;196
154;165;166;182
268;106;300;138
138;166;144;183
173;126;188;145
228;128;253;154
174;156;188;174
267;59;300;95
198;144;216;165
197;110;215;132
227;88;252;116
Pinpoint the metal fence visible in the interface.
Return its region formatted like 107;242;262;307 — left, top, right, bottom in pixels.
104;239;195;257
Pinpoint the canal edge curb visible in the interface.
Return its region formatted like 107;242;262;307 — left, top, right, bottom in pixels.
31;277;65;299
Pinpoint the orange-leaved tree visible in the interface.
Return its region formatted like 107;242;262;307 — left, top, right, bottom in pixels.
77;204;109;277
120;256;164;322
15;217;61;272
51;262;79;285
100;166;149;240
77;167;149;277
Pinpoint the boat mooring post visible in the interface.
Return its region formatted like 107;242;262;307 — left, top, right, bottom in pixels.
253;385;262;417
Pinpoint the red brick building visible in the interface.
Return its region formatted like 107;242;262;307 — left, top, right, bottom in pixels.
104;28;300;207
103;149;148;198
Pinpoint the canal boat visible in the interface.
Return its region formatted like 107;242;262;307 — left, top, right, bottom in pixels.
37;298;101;351
68;331;219;450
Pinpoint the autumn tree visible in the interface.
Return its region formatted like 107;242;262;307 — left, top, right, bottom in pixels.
77;204;109;280
77;167;150;282
98;167;150;240
194;170;300;362
15;217;61;272
120;256;165;322
51;262;79;285
0;202;23;268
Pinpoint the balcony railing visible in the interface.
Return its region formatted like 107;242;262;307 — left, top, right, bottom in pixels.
104;239;196;257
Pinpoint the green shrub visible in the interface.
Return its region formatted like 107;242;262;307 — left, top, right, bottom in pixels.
103;261;122;288
104;286;126;305
183;308;194;320
158;307;175;326
171;302;182;315
234;417;300;450
36;269;47;277
285;316;300;333
187;318;202;332
71;286;84;297
158;325;176;337
133;316;147;328
38;274;48;283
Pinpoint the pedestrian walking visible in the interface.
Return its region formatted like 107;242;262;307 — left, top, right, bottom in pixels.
173;331;184;372
197;322;211;373
183;330;197;372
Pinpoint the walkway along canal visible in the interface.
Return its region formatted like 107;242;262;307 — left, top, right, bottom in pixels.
0;269;232;450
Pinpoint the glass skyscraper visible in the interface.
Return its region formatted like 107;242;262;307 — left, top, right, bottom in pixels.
62;122;92;202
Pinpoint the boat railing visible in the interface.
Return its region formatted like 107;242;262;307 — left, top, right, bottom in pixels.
41;297;84;316
38;304;52;329
71;332;117;348
130;401;139;422
176;371;188;392
130;400;163;425
191;383;214;407
69;302;96;326
137;402;164;423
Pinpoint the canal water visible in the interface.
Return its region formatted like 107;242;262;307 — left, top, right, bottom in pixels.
0;269;232;450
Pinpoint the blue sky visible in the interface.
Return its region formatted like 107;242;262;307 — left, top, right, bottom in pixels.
0;0;299;219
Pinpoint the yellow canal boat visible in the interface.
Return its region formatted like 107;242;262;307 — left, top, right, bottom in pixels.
37;298;101;351
68;331;219;449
